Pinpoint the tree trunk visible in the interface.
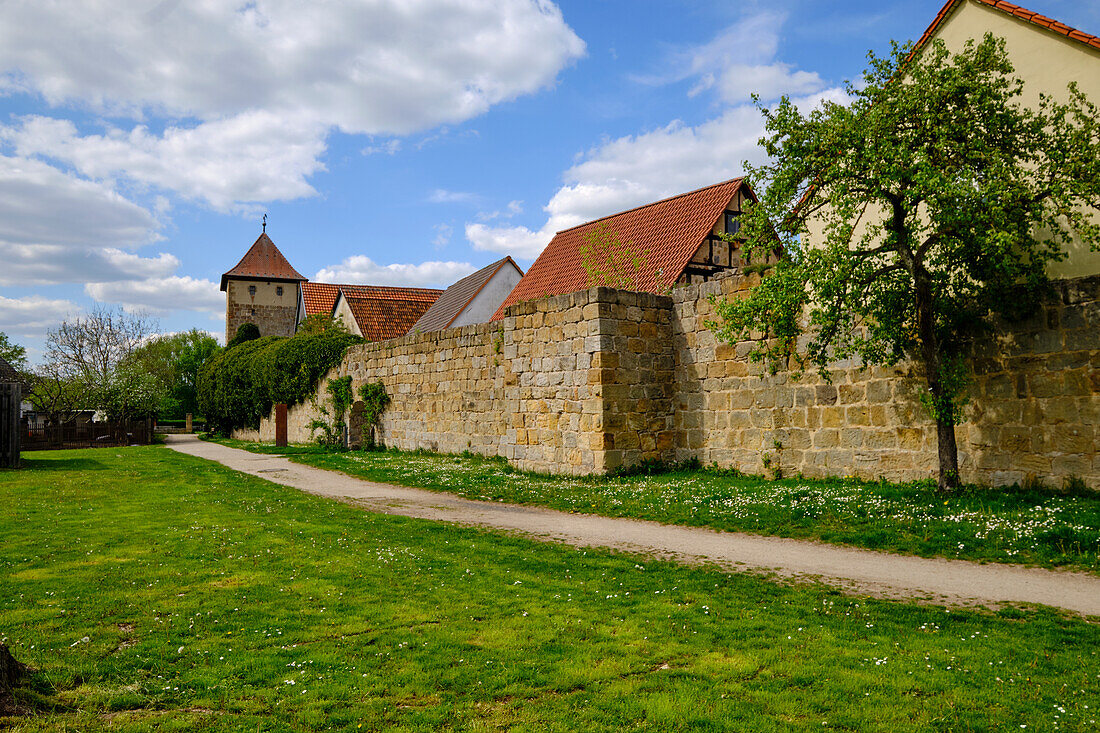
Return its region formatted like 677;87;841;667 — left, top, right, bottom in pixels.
935;413;960;490
913;265;961;490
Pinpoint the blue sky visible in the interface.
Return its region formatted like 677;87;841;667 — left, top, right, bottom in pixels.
1;0;1097;359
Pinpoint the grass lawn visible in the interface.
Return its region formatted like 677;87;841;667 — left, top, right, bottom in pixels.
2;447;1098;732
205;436;1100;574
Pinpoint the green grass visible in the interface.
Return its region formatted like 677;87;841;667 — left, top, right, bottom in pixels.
205;436;1100;573
1;446;1098;731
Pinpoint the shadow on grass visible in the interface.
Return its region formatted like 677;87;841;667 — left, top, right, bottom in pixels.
16;457;106;472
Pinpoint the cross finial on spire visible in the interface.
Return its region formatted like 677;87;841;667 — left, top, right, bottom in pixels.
262;214;267;234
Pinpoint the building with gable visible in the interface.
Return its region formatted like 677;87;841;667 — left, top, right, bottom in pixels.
220;233;307;342
331;285;443;339
802;0;1100;279
492;178;759;320
222;232;483;343
410;257;523;335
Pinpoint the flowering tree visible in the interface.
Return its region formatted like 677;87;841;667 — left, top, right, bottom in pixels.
710;36;1100;489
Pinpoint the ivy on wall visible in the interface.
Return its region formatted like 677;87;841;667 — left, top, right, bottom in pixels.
198;329;361;434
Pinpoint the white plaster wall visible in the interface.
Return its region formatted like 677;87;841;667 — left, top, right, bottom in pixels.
450;264;524;328
332;294;363;336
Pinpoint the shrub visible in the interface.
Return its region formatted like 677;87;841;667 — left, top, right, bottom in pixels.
357;381;391;449
198;331;361;435
309;376;353;448
227;323;261;348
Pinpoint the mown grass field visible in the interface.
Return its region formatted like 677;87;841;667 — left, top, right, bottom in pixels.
207;436;1100;573
1;446;1098;731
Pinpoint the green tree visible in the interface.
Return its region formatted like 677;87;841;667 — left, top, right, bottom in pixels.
96;363;165;422
710;36;1100;490
0;332;27;371
124;329;221;419
297;313;351;336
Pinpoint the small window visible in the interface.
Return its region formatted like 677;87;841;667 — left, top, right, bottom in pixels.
276;286;283;296
724;212;741;236
248;285;257;297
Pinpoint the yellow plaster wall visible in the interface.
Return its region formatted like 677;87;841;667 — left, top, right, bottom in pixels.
803;1;1100;278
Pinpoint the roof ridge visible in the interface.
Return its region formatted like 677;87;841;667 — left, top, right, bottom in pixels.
442;258;513;330
339;284;445;296
916;0;1100;53
552;178;743;236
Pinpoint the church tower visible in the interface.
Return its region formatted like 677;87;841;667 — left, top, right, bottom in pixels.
220;231;307;343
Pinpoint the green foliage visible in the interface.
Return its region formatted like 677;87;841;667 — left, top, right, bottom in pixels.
580;223;670;293
258;331;361;407
197;336;281;435
226;322;261;348
0;331;27;371
356;381;391;449
197;331;361;435
123;329;220;419
297;313;351;336
95;363;165;420
709;35;1100;488
6;447;1100;728
308;376;353;448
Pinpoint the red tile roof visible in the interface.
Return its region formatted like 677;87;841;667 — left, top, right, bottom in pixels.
301;282;446;321
300;282;343;317
409;257;523;334
916;0;1100;53
337;288;442;341
220;233;307;290
491;179;746;320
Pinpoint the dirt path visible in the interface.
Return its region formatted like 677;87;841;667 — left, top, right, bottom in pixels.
165;435;1100;616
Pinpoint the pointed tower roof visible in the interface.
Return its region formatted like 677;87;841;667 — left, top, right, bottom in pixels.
220;232;307;291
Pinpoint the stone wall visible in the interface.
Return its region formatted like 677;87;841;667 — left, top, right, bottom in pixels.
225;280;299;342
669;273;1100;487
236;274;1100;488
245;288;673;474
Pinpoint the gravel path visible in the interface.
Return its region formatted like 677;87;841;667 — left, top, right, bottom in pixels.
166;435;1100;616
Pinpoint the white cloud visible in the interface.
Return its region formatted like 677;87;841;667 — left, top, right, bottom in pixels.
3;113;326;212
0;1;584;134
428;189;478;204
85;276;223;316
0;155;173;285
0;155;157;249
362;139;402;156
476;200;524;221
681;13;824;103
0;294;79;334
432;224;453;249
315;256;477;288
0;0;583;212
468;12;843;261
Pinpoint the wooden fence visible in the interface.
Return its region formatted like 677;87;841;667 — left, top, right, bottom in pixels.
0;382;18;468
21;418;153;451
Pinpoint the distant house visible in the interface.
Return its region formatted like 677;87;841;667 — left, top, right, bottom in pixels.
409;257;523;335
492;178;758;319
801;0;1100;280
222;233;445;343
331;285;443;340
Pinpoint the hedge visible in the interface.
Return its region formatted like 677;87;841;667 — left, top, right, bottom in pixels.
198;330;361;435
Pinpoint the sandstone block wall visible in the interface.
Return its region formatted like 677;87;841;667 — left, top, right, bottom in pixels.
669;274;1100;487
235;274;1100;489
245;288;673;474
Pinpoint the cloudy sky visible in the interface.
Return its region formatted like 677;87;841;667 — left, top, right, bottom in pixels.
1;0;1097;358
